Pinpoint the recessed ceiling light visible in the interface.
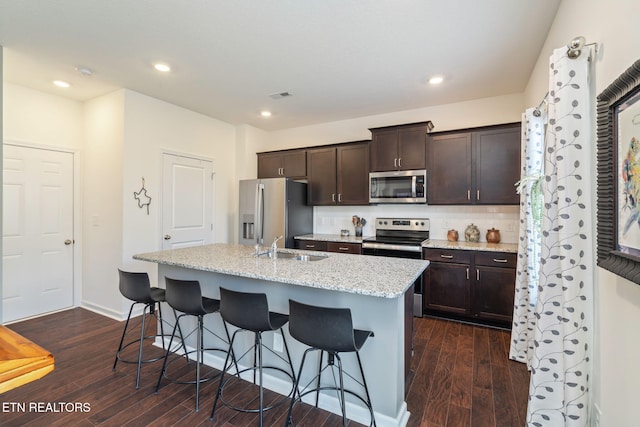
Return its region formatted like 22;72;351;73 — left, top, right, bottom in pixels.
429;76;444;85
153;63;171;72
260;110;272;117
53;80;71;88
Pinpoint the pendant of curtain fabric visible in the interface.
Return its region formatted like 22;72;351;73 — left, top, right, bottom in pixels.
525;46;593;427
509;108;544;367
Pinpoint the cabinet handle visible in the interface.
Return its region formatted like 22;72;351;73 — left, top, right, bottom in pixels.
338;193;342;202
440;254;454;259
493;258;508;263
338;247;350;251
332;193;336;202
477;269;480;281
467;190;471;200
477;190;480;200
398;158;402;167
306;244;315;248
394;158;398;168
466;268;469;280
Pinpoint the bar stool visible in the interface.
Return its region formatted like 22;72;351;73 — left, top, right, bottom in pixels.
112;269;187;389
285;299;376;427
210;287;297;427
155;277;236;412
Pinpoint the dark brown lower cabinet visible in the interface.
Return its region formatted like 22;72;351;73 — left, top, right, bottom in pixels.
424;257;471;316
423;248;516;326
295;240;361;254
295;240;327;251
326;242;362;254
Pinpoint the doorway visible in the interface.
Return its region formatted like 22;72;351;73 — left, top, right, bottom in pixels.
161;152;214;250
3;144;75;323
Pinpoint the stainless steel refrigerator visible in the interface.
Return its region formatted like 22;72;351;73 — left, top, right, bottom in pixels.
239;178;313;249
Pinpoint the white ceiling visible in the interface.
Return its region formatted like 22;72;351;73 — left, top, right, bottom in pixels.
0;1;561;131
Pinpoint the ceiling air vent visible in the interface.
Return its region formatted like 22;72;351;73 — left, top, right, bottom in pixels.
269;92;293;100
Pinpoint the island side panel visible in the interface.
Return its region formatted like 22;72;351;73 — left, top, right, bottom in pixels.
158;264;408;426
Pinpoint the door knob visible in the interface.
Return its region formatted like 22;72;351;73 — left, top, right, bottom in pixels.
64;239;73;245
164;235;172;240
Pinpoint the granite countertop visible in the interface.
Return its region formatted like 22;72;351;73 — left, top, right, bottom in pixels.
294;233;370;243
423;239;518;253
134;243;428;299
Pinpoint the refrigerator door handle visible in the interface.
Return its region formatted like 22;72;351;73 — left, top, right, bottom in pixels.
255;183;265;244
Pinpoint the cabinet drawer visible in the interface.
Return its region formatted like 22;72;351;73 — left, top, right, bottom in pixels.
327;242;361;254
423;248;472;264
295;240;327;251
475;251;517;268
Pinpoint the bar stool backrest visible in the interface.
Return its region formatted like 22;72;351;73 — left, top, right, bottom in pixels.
118;269;153;303
165;277;206;315
288;299;357;353
220;287;272;332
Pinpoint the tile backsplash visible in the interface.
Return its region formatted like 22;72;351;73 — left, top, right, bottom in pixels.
314;204;519;244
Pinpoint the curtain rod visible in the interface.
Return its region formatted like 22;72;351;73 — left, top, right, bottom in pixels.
533;93;548;117
533;36;597;117
567;36;597;59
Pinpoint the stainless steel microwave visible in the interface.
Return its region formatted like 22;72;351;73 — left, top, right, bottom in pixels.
369;169;426;204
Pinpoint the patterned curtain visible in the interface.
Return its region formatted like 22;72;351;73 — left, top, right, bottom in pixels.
524;46;593;426
509;108;545;366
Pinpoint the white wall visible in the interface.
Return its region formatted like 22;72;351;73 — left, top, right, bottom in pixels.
82;90;125;318
523;0;640;425
120;90;236;295
3;82;84;149
265;93;524;151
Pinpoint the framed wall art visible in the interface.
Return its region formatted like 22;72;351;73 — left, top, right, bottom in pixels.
597;59;640;283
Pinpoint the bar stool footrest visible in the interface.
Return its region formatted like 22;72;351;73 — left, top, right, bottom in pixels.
160;347;229;385
219;365;295;413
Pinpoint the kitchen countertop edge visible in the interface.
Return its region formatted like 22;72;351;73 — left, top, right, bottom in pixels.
423;239;518;253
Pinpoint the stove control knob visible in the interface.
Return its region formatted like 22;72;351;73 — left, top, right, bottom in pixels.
421;221;425;226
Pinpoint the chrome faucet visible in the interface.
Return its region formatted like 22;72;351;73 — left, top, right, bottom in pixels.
271;235;283;258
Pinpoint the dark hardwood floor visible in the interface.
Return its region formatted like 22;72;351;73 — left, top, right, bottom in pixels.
1;308;529;426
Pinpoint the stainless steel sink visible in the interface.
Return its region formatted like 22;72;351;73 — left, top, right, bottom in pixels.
272;251;297;259
259;251;327;261
293;254;327;261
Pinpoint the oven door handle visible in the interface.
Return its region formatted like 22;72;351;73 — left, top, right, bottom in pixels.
362;242;422;253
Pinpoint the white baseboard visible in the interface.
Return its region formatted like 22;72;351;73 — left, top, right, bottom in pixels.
81;300;128;321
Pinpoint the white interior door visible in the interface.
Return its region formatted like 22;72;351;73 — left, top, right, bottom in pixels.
162;153;214;249
3;144;74;323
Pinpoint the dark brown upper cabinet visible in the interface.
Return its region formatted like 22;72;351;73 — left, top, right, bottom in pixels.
427;123;521;205
307;142;370;206
257;150;307;179
369;121;433;172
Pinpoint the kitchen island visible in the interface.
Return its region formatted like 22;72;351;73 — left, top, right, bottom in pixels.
134;243;428;427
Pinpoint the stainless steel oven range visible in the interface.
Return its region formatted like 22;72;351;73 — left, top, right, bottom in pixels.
362;218;429;317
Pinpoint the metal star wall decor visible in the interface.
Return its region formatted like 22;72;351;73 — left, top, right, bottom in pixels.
134;177;152;215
